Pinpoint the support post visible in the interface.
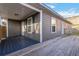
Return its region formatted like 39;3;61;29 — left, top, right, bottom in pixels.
40;10;43;43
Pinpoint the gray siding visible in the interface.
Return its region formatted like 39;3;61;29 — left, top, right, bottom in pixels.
8;20;21;37
24;13;40;42
42;12;62;41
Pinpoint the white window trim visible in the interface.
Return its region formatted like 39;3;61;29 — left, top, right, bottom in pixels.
51;17;56;33
27;17;33;34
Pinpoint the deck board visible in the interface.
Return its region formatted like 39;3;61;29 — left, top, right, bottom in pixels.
25;35;79;56
0;36;39;56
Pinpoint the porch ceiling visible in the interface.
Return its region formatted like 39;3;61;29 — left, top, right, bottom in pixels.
0;3;37;20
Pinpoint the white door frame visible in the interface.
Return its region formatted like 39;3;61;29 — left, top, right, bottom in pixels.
20;3;43;43
61;21;64;34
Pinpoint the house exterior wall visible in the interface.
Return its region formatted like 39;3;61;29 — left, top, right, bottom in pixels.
42;12;62;41
8;20;21;37
7;4;71;42
27;3;70;41
23;13;40;42
64;22;72;34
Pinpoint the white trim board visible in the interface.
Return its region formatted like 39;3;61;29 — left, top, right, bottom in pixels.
20;3;41;12
40;10;43;43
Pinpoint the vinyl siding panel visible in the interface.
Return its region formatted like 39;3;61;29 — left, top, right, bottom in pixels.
64;21;72;34
42;12;62;41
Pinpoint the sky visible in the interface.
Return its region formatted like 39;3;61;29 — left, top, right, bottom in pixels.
45;3;79;18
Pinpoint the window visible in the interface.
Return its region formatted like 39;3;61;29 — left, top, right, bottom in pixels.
27;17;33;34
51;17;56;33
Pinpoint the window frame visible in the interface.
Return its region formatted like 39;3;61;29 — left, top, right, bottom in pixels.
51;17;56;33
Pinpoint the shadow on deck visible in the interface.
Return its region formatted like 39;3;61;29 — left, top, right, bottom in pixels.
0;36;39;56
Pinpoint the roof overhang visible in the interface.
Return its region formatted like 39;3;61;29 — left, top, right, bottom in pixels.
40;3;72;24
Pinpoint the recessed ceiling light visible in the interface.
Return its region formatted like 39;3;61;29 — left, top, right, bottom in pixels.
14;13;19;16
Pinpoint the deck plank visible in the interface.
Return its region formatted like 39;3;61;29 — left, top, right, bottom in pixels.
25;35;79;56
0;36;39;56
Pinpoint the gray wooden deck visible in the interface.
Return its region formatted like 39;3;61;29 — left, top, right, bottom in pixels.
24;35;79;56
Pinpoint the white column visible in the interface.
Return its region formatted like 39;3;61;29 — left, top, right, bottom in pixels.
61;21;64;34
40;10;43;43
